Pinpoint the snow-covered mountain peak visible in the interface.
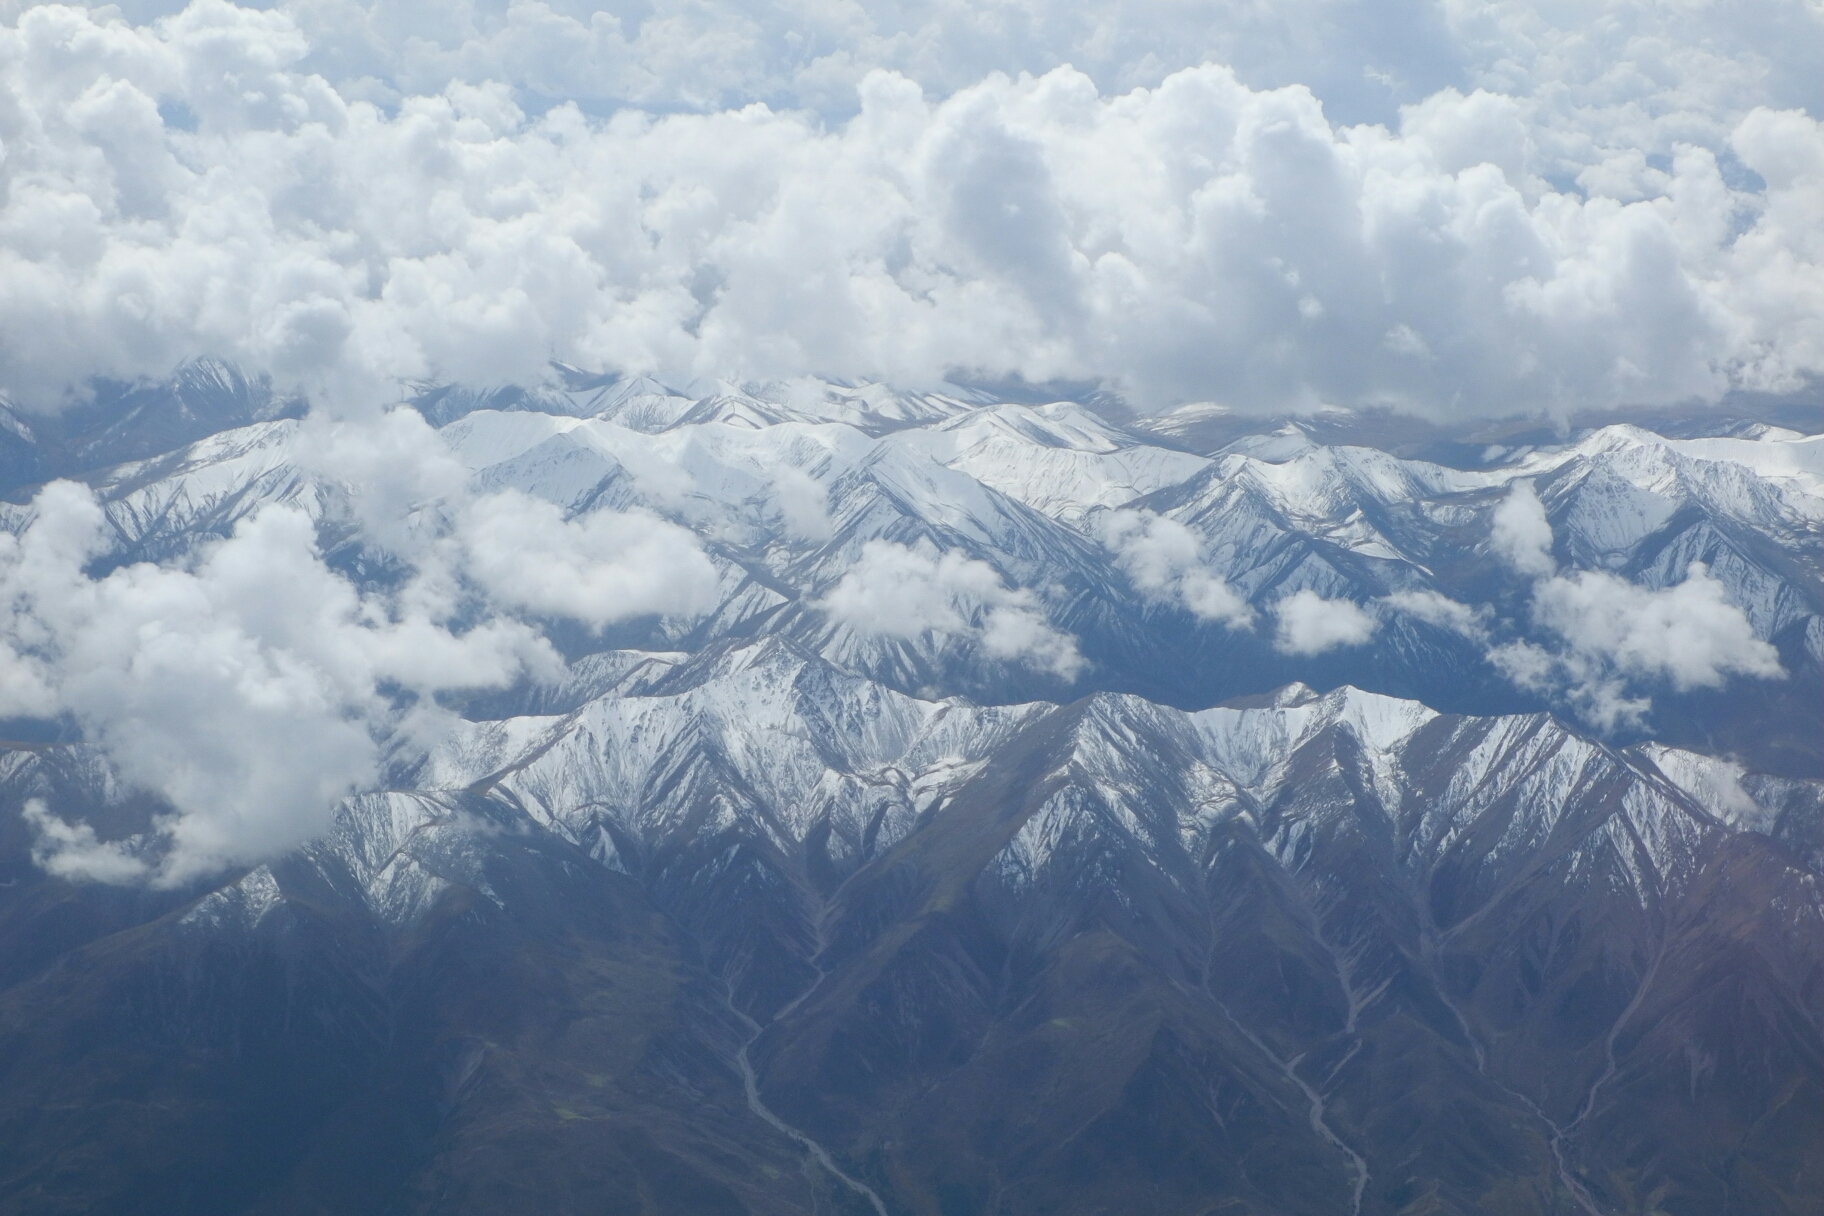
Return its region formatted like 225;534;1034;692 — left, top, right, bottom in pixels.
1187;683;1441;783
1216;423;1320;463
924;401;1132;454
881;400;1209;522
0;398;38;444
761;379;982;429
1130;398;1239;440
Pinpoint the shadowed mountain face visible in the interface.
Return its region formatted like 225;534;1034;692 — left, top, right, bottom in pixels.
1;651;1815;1216
0;359;305;496
0;369;1817;1215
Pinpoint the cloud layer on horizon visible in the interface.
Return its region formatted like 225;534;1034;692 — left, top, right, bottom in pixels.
0;0;1819;416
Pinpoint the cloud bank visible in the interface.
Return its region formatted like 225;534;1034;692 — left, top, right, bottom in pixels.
100;0;1824;146
0;0;1819;415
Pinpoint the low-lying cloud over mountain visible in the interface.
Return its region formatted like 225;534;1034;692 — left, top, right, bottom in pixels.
0;465;587;884
0;0;1819;414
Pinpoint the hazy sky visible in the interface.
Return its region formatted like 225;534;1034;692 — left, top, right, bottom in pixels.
0;0;1819;414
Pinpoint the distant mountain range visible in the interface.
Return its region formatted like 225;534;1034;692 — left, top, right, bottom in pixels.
0;364;1817;1215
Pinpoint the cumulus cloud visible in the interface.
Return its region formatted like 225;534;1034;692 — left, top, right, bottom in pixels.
1271;590;1379;655
1489;480;1555;577
168;0;1824;152
772;465;833;543
1492;562;1785;729
1;479;559;885
1473;481;1787;729
0;395;739;884
1380;588;1487;638
0;624;57;716
1532;562;1784;692
1098;509;1253;628
291;407;468;552
1478;479;1784;728
1488;639;1649;731
817;539;1082;677
22;798;149;883
459;489;721;627
0;1;1818;416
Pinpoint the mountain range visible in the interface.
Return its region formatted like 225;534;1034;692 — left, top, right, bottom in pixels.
0;363;1817;1215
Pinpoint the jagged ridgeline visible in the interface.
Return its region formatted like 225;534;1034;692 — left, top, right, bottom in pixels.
0;363;1818;1215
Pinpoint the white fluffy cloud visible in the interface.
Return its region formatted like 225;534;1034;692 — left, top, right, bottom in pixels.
1488;638;1648;731
0;479;559;884
1479;479;1785;727
1099;509;1253;628
772;464;833;543
818;539;1082;676
117;0;1822;152
0;0;1818;415
0;402;734;884
1489;480;1555;577
1492;562;1785;729
1380;588;1487;638
1532;562;1784;692
1271;590;1379;655
291;406;469;552
459;489;720;626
